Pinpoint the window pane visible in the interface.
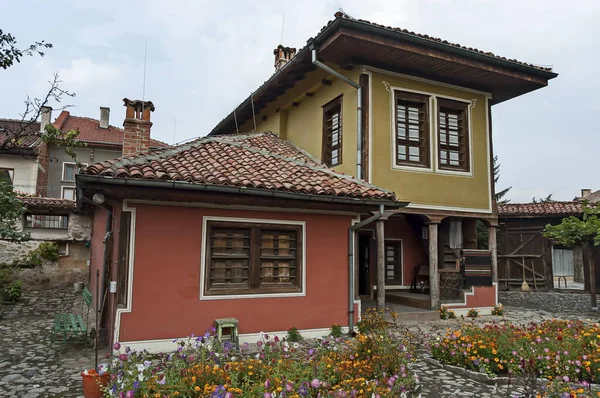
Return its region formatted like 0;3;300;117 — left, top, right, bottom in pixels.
323;101;342;167
62;188;75;200
261;230;297;286
63;164;76;181
408;127;419;141
396;92;429;167
209;228;250;287
0;168;14;186
25;215;68;229
397;126;406;138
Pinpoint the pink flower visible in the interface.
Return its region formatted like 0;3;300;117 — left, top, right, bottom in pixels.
310;378;320;388
113;342;121;350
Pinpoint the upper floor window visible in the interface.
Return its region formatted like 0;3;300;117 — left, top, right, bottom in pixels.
62;187;76;200
322;96;342;167
0;168;14;187
63;162;77;181
204;221;302;296
395;91;430;168
25;214;68;229
438;98;469;172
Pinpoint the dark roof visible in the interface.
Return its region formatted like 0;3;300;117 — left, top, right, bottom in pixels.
209;12;557;136
82;132;398;203
576;190;600;204
53;111;169;149
18;196;76;212
0;119;42;154
498;202;583;217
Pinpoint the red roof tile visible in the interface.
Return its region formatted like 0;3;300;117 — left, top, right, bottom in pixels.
53;111;169;148
18;196;76;211
83;132;397;202
498;202;583;217
0;119;42;151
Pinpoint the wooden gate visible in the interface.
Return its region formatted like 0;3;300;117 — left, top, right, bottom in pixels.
497;222;551;291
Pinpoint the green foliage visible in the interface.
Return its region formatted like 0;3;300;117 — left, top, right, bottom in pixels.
532;194;555;204
491;304;504;316
439;306;456;319
3;280;22;303
0;29;52;70
0;181;29;242
356;307;389;334
493;156;511;204
40;124;86;163
544;203;600;247
466;308;479;318
36;242;60;261
286;326;302;342
330;323;343;338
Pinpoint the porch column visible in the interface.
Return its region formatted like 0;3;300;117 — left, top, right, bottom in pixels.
428;222;440;310
488;225;498;284
376;219;385;309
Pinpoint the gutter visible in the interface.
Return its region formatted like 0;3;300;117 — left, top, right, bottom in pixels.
310;47;364;180
77;174;405;209
347;204;386;334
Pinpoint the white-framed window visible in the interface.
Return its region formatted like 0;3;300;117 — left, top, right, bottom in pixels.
62;162;77;181
61;186;76;200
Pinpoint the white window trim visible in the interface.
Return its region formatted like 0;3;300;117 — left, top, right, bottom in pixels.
61;186;76;200
61;162;88;182
199;216;307;301
389;86;435;173
433;95;474;177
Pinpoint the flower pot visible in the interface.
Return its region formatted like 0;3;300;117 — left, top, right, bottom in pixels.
81;371;110;398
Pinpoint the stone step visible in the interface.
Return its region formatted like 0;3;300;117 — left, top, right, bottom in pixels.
386;292;431;310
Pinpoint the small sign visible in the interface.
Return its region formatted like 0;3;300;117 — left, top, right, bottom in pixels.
422;227;429;240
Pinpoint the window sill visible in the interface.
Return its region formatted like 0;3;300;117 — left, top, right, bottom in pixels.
391;163;433;173
435;167;473;177
60;180;76;183
201;288;305;301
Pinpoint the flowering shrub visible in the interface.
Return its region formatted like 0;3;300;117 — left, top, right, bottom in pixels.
439;307;456;320
330;323;343;339
491;304;504;316
431;320;600;384
466;309;479;318
106;325;417;397
286;327;302;342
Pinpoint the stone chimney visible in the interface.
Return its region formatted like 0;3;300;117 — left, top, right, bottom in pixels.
122;98;155;156
273;45;297;71
100;107;110;129
40;106;52;132
581;189;592;198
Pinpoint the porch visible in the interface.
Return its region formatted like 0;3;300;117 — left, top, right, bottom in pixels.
356;211;498;312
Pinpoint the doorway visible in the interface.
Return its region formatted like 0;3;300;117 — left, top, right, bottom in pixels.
358;234;371;296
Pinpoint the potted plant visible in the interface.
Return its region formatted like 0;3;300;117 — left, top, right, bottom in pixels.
81;365;110;398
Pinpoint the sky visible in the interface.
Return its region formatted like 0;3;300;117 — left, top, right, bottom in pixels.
1;0;598;203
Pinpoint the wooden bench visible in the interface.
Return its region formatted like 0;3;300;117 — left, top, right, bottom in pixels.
51;287;92;346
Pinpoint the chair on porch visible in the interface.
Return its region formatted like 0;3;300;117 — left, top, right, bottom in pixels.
410;263;429;293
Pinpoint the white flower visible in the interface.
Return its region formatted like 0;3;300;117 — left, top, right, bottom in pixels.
292;342;300;349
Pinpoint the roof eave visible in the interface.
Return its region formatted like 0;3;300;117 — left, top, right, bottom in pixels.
77;174;406;209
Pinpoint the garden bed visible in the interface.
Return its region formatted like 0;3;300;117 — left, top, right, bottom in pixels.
106;318;418;397
430;319;600;395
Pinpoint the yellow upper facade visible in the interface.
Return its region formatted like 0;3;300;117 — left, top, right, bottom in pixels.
239;65;492;213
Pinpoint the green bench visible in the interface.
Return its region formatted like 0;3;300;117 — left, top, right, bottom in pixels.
51;287;92;346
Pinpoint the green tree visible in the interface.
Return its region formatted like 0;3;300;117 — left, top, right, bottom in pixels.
544;203;600;308
0;29;52;69
0;181;29;242
532;194;554;204
477;156;512;249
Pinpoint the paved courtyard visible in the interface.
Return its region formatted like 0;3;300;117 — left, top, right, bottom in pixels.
0;288;598;397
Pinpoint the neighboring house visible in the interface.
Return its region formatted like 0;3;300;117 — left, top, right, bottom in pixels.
43;104;167;199
0;197;91;286
208;12;557;314
498;193;598;290
577;189;600;203
78;99;401;350
0;118;47;195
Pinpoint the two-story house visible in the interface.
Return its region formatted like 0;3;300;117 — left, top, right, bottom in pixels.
77;13;556;350
208;12;557;314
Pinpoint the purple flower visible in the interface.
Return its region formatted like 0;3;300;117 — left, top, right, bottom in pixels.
126;391;135;398
310;378;320;388
263;394;272;398
119;393;125;398
118;354;128;362
285;382;293;392
133;380;141;390
257;341;263;348
308;348;315;356
265;379;270;389
113;342;121;350
562;376;570;382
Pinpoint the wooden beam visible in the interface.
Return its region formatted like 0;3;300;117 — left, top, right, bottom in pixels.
376;220;385;309
428;222;439;310
305;92;314;97
291;102;299;107
321;79;332;86
488;225;498;284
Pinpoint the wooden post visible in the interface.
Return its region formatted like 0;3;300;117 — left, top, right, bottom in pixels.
376;220;385;309
585;243;598;308
428;222;439;310
488;225;498;284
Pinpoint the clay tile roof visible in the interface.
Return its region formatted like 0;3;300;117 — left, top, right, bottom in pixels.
17;196;76;211
498;202;583;217
83;132;397;202
0;119;42;151
332;11;553;72
54;111;169;149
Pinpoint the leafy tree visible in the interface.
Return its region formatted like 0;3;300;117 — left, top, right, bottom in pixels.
532;194;554;204
477;156;512;249
544;203;600;308
0;181;29;242
0;29;52;69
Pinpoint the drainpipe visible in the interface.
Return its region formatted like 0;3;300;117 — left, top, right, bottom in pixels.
347;204;385;334
311;47;363;179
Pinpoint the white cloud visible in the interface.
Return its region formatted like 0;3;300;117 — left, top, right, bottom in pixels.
59;58;121;90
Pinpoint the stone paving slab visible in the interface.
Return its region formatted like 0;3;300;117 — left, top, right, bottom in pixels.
0;289;98;398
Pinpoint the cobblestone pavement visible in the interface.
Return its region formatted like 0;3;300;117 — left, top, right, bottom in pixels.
1;289;598;397
0;289;100;398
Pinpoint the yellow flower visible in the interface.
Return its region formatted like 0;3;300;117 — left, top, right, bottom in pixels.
194;386;200;392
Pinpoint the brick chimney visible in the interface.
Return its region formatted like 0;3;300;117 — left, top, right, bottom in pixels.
581;189;592;198
122;98;155;156
273;45;297;71
100;107;110;129
40;106;52;132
